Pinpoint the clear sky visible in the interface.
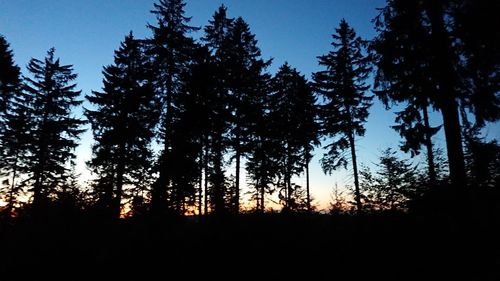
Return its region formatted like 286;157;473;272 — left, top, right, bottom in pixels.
1;0;498;210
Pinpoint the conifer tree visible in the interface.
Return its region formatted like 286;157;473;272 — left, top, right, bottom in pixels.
86;33;159;218
0;35;21;119
313;19;372;213
372;0;444;186
226;17;271;213
0;35;29;216
371;0;500;189
147;0;199;214
269;63;316;210
23;48;85;212
453;0;500;128
199;6;234;215
360;148;417;211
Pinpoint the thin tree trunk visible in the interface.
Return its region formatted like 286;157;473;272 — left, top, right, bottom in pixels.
115;143;126;219
152;58;174;214
422;105;437;185
33;124;48;211
213;133;225;215
198;146;203;217
348;133;362;213
204;144;209;216
305;149;311;212
232;88;242;214
260;177;265;212
235;147;241;214
286;146;292;210
8;159;18;216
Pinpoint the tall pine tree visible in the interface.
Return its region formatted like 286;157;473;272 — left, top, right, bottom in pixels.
372;0;441;185
269;63;316;211
23;48;85;212
372;0;494;189
0;35;20;120
453;0;500;129
147;0;199;214
313;20;372;212
201;5;233;214
86;32;159;218
0;35;29;216
228;18;271;214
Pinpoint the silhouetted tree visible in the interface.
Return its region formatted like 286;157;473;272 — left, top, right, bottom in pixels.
86;32;159;218
270;63;315;211
165;47;225;215
372;0;500;189
329;184;348;214
0;35;28;217
454;0;500;189
246;71;275;213
313;19;372;213
453;0;500;129
55;160;86;218
372;0;445;186
23;48;85;213
246;127;277;212
147;0;199;214
296;78;319;212
200;6;234;215
0;35;20;119
203;8;271;213
460;113;500;189
360;148;418;211
225;17;271;214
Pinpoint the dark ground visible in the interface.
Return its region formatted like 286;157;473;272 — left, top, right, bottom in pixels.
0;211;498;280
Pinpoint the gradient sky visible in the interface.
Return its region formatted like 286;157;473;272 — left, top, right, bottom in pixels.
1;0;498;210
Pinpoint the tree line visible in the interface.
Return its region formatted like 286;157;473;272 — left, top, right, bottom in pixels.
0;0;499;219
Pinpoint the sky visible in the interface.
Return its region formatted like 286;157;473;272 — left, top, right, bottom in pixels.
1;0;499;210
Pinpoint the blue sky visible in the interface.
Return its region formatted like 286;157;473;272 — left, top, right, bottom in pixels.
1;0;498;209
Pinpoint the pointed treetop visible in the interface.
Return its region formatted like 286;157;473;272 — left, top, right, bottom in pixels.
149;0;199;34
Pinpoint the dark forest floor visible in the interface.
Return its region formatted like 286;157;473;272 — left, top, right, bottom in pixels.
0;212;499;280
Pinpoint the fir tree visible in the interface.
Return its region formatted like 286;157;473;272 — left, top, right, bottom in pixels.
372;0;444;186
269;63;315;211
23;48;85;212
201;5;233;214
372;0;494;188
0;35;29;217
86;32;159;218
203;9;271;213
147;0;199;214
0;35;21;119
360;148;418;211
313;19;372;212
453;0;500;128
225;17;271;213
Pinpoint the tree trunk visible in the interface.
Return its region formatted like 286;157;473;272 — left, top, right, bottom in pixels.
424;1;466;189
235;147;241;214
8;159;18;217
422;105;437;185
115;143;126;219
33;119;48;212
348;133;362;213
286;146;292;210
305;149;311;212
151;58;174;214
213;134;225;215
203;144;209;216
441;102;466;187
198;146;203;217
260;177;265;212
